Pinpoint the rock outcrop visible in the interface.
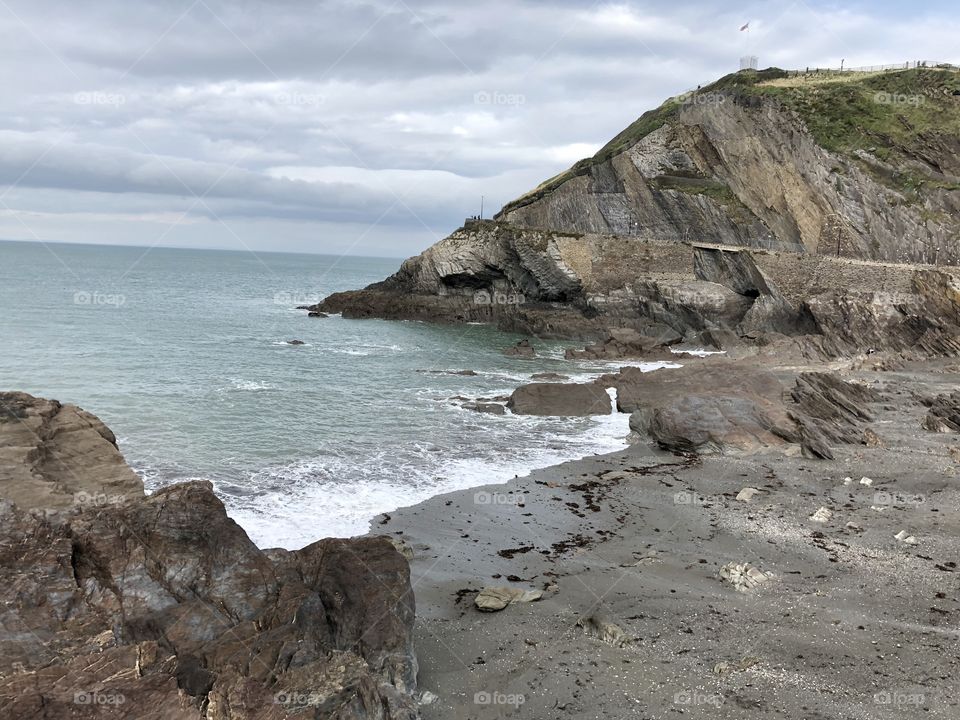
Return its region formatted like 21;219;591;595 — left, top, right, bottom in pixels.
312;68;960;358
0;391;144;510
497;68;960;266
0;394;420;720
507;382;612;417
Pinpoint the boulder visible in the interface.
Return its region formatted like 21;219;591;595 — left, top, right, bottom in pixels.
475;587;542;612
286;339;306;345
530;372;569;381
0;395;421;720
503;339;536;358
507;383;612;416
464;402;506;415
647;395;787;454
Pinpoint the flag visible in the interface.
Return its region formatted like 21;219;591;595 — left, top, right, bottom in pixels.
740;22;750;31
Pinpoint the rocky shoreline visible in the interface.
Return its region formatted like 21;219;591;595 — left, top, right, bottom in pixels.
3;349;959;718
377;353;960;719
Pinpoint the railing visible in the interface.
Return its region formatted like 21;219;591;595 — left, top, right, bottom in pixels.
786;61;957;76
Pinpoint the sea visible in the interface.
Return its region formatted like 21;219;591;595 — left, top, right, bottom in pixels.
0;239;679;548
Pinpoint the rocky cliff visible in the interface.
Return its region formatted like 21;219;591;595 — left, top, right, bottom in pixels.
315;67;960;356
0;392;420;720
498;67;960;265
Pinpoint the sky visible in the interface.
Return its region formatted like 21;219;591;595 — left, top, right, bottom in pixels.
0;0;957;258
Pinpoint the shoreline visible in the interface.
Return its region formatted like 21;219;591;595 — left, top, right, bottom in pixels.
365;354;960;719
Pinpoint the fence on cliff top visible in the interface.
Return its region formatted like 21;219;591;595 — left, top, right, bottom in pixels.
785;60;957;76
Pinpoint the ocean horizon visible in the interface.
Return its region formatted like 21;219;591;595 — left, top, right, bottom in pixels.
0;238;636;547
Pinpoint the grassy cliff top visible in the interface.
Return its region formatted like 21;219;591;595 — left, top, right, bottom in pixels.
499;66;960;216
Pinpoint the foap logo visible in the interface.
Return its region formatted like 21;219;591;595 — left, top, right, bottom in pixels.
74;691;125;706
74;291;125;308
274;691;322;707
474;490;526;507
275;91;324;107
474;691;525;707
74;91;126;107
874;690;925;707
872;491;926;508
473;90;525;107
874;91;924;108
273;291;321;306
74;491;126;509
473;290;525;306
674;689;723;708
673;490;711;507
677;90;726;107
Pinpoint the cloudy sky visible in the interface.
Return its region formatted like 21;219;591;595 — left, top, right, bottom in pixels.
0;0;956;257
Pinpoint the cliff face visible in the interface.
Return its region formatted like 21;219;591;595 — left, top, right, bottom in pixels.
498;68;960;265
316;67;960;355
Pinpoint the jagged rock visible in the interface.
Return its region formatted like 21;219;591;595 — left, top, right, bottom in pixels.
788;373;885;459
530;372;569;381
736;487;761;502
474;587;543;612
464;402;506;415
312;72;960;359
564;325;682;360
894;530;919;545
576;613;631;647
0;396;421;720
286;339;305;345
307;310;328;318
0;391;144;510
718;563;772;592
809;506;834;523
507;383;612;416
921;391;960;432
503;339;536;358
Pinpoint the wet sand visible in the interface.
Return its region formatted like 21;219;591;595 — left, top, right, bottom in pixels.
374;358;960;719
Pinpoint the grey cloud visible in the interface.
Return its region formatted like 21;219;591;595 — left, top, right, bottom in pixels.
0;0;957;255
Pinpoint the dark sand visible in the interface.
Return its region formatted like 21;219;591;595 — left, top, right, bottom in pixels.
374;359;960;719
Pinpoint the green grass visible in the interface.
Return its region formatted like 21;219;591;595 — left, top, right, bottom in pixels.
752;68;960;155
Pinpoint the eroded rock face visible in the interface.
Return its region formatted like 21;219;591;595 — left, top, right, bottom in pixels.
788;373;885;459
0;395;420;720
0;391;144;510
497;87;960;266
309;74;960;360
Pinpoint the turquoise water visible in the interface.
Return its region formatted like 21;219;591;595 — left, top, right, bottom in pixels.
0;240;637;547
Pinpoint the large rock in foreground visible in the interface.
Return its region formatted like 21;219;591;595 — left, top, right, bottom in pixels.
0;394;420;720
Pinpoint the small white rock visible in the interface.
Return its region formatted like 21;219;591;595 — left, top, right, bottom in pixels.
736;487;761;502
419;691;439;706
843;477;854;486
894;530;919;545
860;477;873;486
809;507;833;523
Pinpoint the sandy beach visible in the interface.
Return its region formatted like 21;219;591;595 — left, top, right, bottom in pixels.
377;357;960;719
